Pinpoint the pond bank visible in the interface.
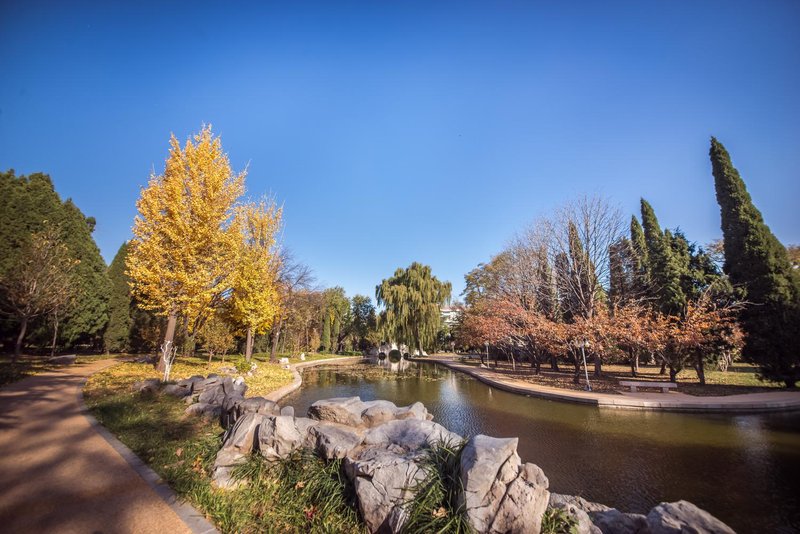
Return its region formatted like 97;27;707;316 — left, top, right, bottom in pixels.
416;356;800;413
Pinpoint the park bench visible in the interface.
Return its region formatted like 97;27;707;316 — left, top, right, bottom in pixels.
618;380;677;394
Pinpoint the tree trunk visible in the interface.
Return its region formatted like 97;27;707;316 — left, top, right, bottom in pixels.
157;314;178;373
659;361;667;375
270;318;283;363
245;328;254;362
550;354;560;371
14;316;28;363
669;365;678;383
50;312;59;358
593;352;602;377
629;349;637;377
695;352;706;385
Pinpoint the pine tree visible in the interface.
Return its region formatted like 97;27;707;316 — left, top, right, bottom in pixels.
710;137;800;386
640;199;686;315
104;242;133;352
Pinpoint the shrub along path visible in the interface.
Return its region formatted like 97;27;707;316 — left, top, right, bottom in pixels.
0;358;212;534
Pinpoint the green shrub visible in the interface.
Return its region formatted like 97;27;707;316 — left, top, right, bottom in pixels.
401;439;470;533
541;507;579;534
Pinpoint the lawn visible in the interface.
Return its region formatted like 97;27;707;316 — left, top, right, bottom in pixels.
83;357;365;534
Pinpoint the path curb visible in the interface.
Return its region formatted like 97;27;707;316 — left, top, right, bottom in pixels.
266;356;366;403
417;357;800;414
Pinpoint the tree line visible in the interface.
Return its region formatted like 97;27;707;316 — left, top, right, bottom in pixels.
455;138;800;387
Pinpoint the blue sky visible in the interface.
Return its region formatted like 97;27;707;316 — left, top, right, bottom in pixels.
2;1;799;301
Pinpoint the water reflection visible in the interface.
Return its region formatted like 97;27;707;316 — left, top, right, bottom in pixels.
282;362;800;533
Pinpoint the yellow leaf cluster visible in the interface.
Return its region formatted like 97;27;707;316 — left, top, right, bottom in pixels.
230;198;283;334
126;125;245;331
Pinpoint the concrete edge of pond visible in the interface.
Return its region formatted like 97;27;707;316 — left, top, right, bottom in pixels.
416;357;800;414
265;356;367;403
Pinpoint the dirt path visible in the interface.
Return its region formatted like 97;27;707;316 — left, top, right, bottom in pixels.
0;359;211;534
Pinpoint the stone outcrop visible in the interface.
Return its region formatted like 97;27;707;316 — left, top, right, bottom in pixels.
459;435;550;534
647;500;736;534
138;376;736;534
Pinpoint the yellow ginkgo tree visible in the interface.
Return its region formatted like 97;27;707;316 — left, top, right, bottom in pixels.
127;125;245;372
230;197;283;361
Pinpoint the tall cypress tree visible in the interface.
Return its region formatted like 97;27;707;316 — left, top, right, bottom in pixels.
710;137;800;386
105;243;133;352
640;199;686;315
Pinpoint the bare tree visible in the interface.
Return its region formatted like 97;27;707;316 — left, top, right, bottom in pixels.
269;248;315;362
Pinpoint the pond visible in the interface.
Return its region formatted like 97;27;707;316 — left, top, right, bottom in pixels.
282;362;800;533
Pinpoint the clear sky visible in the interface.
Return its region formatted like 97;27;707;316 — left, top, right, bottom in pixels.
2;1;798;301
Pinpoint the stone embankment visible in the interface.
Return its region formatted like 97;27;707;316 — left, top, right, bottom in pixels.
137;376;736;534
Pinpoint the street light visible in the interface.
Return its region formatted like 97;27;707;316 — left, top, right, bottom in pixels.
576;338;592;391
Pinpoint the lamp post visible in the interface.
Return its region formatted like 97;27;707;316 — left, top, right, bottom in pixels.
577;338;592;391
485;342;489;367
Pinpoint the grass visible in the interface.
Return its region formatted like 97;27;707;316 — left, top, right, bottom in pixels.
541;507;579;534
402;439;471;534
84;360;365;534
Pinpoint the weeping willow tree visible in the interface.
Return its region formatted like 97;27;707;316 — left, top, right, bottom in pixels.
376;262;451;356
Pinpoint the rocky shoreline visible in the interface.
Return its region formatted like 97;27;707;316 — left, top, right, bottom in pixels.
135;374;736;534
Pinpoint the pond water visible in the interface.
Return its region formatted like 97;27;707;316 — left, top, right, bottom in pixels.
282;363;800;533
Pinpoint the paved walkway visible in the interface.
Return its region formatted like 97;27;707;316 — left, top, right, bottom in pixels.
419;355;800;413
0;359;213;534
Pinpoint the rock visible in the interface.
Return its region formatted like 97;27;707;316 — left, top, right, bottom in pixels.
258;415;305;461
162;384;190;398
280;406;295;417
647;501;735;534
132;379;161;394
364;419;461;451
344;446;427;532
360;401;398;427
308;397;366;427
299;353;306;361
176;376;204;392
550;493;611;514
220;393;245;429
394;401;432;422
279;357;290;364
459;435;550;534
198;384;225;405
48;354;76;365
238;397;281;418
589;509;649;534
548;502;602;534
193;376;222;393
212;412;271;488
549;494;606;534
185;402;221;420
311;424;363;459
232;377;247;396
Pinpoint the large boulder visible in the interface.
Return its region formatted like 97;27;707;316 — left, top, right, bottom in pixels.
311;423;364;460
258;415;307;461
309;397;433;430
344;446;427;533
132;378;161;394
308;397;366;427
212;412;271;488
220;393;246;429
363;419;461;451
459;435;550;534
162;384;191;398
198;384;226;406
589;508;649;534
647;501;735;534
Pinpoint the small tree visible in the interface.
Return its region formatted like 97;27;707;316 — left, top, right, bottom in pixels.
230;198;282;361
198;312;236;365
0;224;78;361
